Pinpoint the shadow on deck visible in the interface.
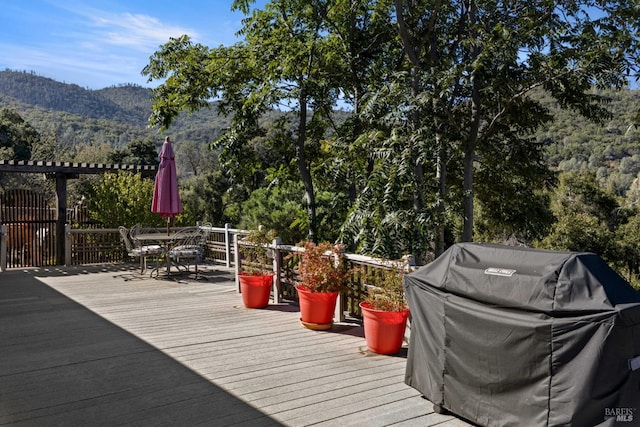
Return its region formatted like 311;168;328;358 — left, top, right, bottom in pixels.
0;263;468;426
0;265;282;426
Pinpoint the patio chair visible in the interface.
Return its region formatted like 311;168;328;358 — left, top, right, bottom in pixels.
168;225;209;279
198;222;212;255
118;226;165;274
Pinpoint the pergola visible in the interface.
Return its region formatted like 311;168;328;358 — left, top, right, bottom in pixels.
0;159;157;264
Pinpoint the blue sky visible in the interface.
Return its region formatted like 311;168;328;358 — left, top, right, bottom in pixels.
2;2;636;92
0;1;265;89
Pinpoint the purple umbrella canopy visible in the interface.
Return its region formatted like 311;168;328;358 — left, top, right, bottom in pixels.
152;137;182;227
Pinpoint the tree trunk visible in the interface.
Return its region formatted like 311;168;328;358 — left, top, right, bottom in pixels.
463;83;481;241
462;0;480;242
296;92;317;241
410;64;424;221
395;1;425;217
462;143;475;242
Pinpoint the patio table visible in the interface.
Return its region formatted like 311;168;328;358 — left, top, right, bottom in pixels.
133;232;191;277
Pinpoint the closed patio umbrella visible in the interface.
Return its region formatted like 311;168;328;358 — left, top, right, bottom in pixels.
151;136;182;233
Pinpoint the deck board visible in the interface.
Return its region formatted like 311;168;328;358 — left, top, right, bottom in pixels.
0;264;471;426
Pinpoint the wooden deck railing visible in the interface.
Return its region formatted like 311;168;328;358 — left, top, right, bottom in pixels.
0;224;6;272
234;236;414;320
0;223;241;272
1;223;411;319
59;223;243;268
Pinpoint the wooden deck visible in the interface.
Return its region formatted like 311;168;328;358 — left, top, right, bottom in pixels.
0;264;471;426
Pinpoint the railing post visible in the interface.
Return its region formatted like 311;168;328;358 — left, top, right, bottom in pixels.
64;224;72;266
334;297;345;323
225;223;232;268
402;254;416;270
234;232;241;293
272;237;282;304
402;254;414;345
334;247;346;323
54;172;68;266
0;224;7;272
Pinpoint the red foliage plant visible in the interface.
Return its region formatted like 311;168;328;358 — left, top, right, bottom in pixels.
296;241;352;293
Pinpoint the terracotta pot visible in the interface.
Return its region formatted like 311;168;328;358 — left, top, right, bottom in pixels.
359;301;410;354
239;273;274;308
296;284;339;330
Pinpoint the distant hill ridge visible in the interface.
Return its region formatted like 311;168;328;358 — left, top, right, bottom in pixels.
0;70;152;126
0;70;232;150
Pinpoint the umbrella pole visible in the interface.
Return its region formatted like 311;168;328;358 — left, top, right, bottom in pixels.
167;217;170;235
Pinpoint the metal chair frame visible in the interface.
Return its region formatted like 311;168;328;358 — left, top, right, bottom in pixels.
118;226;165;274
168;224;211;279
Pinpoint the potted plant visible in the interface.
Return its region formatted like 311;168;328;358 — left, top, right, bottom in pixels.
238;228;276;308
295;241;351;330
359;263;410;354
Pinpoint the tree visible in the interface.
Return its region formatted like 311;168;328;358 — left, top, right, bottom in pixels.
144;1;396;245
616;212;640;288
0;108;51;193
143;0;639;259
540;211;617;259
0;108;39;161
143;1;345;242
537;171;622;261
474;137;556;245
177;170;231;226
173;139;218;178
551;171;621;228
109;136;159;165
358;0;640;256
239;180;307;243
81;172;165;228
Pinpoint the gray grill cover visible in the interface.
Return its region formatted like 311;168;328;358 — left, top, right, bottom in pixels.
404;243;640;426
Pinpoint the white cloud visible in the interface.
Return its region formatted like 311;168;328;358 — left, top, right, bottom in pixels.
0;2;208;88
88;11;199;52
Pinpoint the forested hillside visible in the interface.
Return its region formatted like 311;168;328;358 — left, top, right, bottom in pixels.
535;89;640;195
2;69;640;196
3;69;640;219
0;70;145;124
0;70;228;152
2;70;639;169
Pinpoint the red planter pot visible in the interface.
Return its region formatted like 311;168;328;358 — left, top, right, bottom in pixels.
239;273;274;308
359;302;410;354
296;285;339;330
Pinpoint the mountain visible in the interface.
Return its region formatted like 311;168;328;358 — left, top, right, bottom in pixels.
0;69;227;151
532;88;640;195
0;70;150;126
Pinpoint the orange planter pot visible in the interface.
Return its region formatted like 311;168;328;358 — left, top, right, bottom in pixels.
239;273;274;308
360;302;410;354
296;285;339;330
